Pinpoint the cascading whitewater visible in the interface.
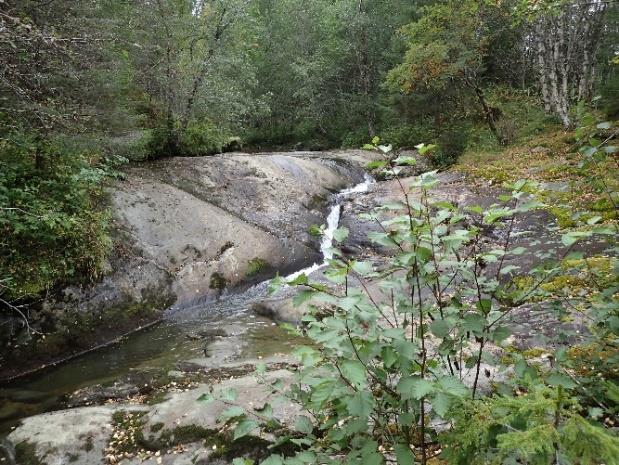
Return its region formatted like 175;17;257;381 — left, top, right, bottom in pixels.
287;174;374;280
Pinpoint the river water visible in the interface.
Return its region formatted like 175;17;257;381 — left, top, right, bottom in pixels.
0;175;374;433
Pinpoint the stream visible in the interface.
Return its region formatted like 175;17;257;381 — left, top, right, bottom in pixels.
0;175;374;434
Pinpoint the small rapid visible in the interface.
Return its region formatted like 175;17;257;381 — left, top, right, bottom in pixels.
287;173;374;279
176;172;374;319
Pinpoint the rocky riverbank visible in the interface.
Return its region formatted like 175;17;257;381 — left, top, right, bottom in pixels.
2;157;606;465
1;150;377;381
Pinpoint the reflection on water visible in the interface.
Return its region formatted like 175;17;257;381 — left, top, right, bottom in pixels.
0;295;305;434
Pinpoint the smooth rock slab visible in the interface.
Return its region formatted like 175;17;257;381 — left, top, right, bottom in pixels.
141;370;301;446
119;442;210;465
8;405;148;465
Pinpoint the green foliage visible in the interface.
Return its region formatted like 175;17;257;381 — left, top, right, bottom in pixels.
246;258;270;278
147;120;233;159
100;131;152;162
178;120;234;156
432;126;470;168
0;132;110;300
445;386;619;465
387;0;485;93
205;142;618;464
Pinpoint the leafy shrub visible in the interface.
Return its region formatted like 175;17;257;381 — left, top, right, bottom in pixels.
179;120;232;156
205;142;618;464
341;129;372;149
147;120;234;158
432;126;469;167
146;125;179;159
380;119;436;149
0;132;110;300
100;130;152;162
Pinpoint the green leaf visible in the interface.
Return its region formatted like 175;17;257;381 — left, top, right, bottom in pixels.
393;155;417;166
431;392;452;417
580;146;597;157
234;419;259;440
309;224;323;236
561;231;591;247
293;289;314;307
366;159;387;169
546;372;577;388
360;452;383;465
393;339;416;361
233;458;253;465
268;275;283;295
332;227;349;242
197;393;214;403
489;325;511;343
437;376;469;397
219;406;245;422
430;318;452;338
463;313;486;334
476;299;492;313
340;360;367;387
382;346;398;368
259;456;283;465
415;143;436;155
586;216;602;225
368;231;398;247
500;265;520;275
293;415;314;434
416;246;433;263
395;444;415;465
346;391;374;419
397;377;434;400
287;273;308;286
351;260;373;275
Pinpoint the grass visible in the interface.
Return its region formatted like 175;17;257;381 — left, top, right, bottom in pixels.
455;122;618;227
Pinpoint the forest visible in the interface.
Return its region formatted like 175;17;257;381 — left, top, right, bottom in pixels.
0;0;618;464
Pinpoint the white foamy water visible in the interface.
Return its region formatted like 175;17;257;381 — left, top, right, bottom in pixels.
286;174;374;280
169;174;374;321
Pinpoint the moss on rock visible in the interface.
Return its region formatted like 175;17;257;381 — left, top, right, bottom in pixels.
15;441;45;465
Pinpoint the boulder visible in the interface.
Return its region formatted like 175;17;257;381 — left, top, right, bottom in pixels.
250;297;309;324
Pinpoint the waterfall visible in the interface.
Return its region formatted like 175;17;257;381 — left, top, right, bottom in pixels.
286;174;374;280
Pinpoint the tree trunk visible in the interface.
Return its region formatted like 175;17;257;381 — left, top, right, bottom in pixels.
536;22;552;113
473;84;505;145
179;6;228;132
356;0;376;137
